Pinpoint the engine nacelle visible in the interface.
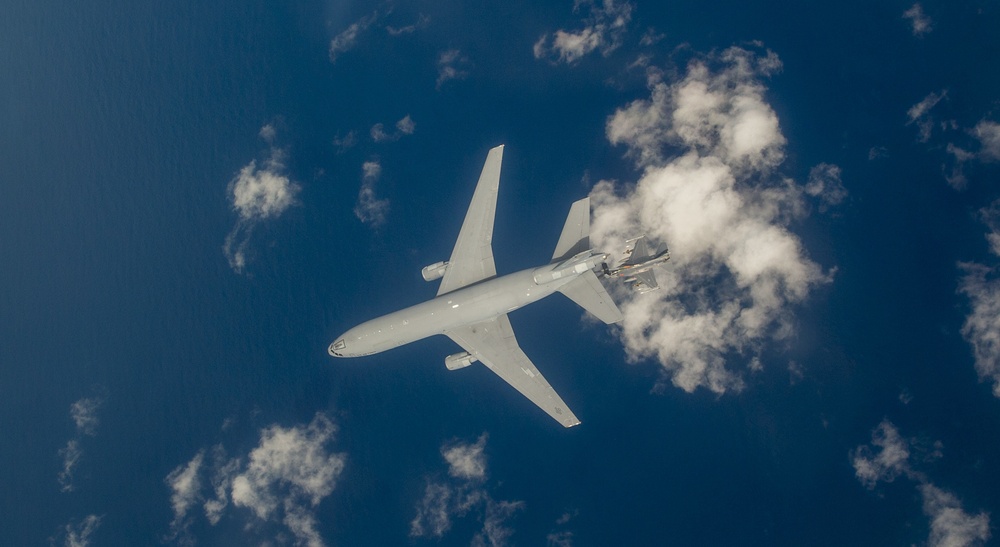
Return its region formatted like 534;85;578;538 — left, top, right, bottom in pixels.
445;351;478;371
421;261;449;281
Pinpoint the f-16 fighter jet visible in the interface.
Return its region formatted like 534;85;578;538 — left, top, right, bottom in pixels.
329;145;623;427
602;236;670;293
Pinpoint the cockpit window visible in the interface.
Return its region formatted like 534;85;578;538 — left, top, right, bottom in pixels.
333;339;346;350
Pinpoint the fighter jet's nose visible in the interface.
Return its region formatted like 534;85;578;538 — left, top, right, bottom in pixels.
328;339;347;357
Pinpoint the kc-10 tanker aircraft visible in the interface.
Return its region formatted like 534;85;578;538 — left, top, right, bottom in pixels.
329;145;625;427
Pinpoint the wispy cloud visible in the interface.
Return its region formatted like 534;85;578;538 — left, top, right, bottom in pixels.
223;124;301;273
58;395;105;492
590;46;829;395
851;419;914;489
165;450;205;541
70;397;103;436
972;120;1000;162
903;4;933;36
958;201;1000;397
804;162;847;212
58;440;82;492
61;514;102;547
411;434;523;546
164;413;346;546
370;115;416;143
354;160;390;228
386;14;430;36
907;90;947;143
852;420;989;547
437;49;472;89
329;12;378;63
534;0;634;64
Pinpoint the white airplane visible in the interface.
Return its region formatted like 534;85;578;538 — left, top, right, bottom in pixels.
602;236;670;294
329;145;623;427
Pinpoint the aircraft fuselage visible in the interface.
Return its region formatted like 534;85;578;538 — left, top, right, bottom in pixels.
329;256;605;358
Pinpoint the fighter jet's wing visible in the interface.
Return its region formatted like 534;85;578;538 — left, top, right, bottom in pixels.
634;269;659;292
630;236;650;263
445;314;581;427
438;145;504;296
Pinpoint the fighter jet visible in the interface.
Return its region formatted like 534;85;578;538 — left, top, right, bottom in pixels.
602;236;670;294
329;145;622;427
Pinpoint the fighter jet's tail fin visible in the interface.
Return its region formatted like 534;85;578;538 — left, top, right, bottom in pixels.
551;197;590;263
558;269;624;324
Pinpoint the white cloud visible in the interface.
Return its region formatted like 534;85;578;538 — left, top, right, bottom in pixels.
592;46;827;394
329;12;378;63
852;421;989;546
903;4;933;36
921;484;991;547
165;450;205;540
63;514;101;547
442;433;488;481
804;163;847;211
868;146;888;160
333;131;357;152
959;262;1000;397
534;0;634;64
973;120;1000;162
473;499;525;547
851;419;913;489
370;115;416;143
411;434;521;546
354;160;390;228
163;414;346;546
437;49;471;89
907;90;946;142
396;114;416;135
386;14;430;36
70;397;103;436
58;439;82;492
223;125;301;273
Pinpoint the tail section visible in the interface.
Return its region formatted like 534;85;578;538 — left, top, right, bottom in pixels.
552;197;624;324
551;197;591;262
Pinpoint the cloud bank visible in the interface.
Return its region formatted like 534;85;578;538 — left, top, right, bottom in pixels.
223;124;300;273
590;46;831;394
165;413;346;546
411;434;523;546
534;0;634;64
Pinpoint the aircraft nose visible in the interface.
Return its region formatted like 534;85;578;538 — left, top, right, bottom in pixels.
328;339;347;357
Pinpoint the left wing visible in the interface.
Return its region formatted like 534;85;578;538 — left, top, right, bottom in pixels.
633;270;659;292
437;145;504;296
445;314;581;427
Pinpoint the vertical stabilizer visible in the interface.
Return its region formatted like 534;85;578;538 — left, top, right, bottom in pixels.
552;197;591;262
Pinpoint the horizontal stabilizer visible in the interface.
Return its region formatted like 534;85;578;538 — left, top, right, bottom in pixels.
558;270;624;324
552;197;590;262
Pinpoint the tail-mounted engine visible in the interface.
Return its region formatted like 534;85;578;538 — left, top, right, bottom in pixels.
445;351;478;370
421;261;449;281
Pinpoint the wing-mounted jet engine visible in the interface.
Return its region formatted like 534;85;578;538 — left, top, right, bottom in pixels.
602;235;670;293
421;261;449;281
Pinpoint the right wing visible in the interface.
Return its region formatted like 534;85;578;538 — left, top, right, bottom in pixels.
558;270;623;324
445;314;581;427
437;145;504;296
